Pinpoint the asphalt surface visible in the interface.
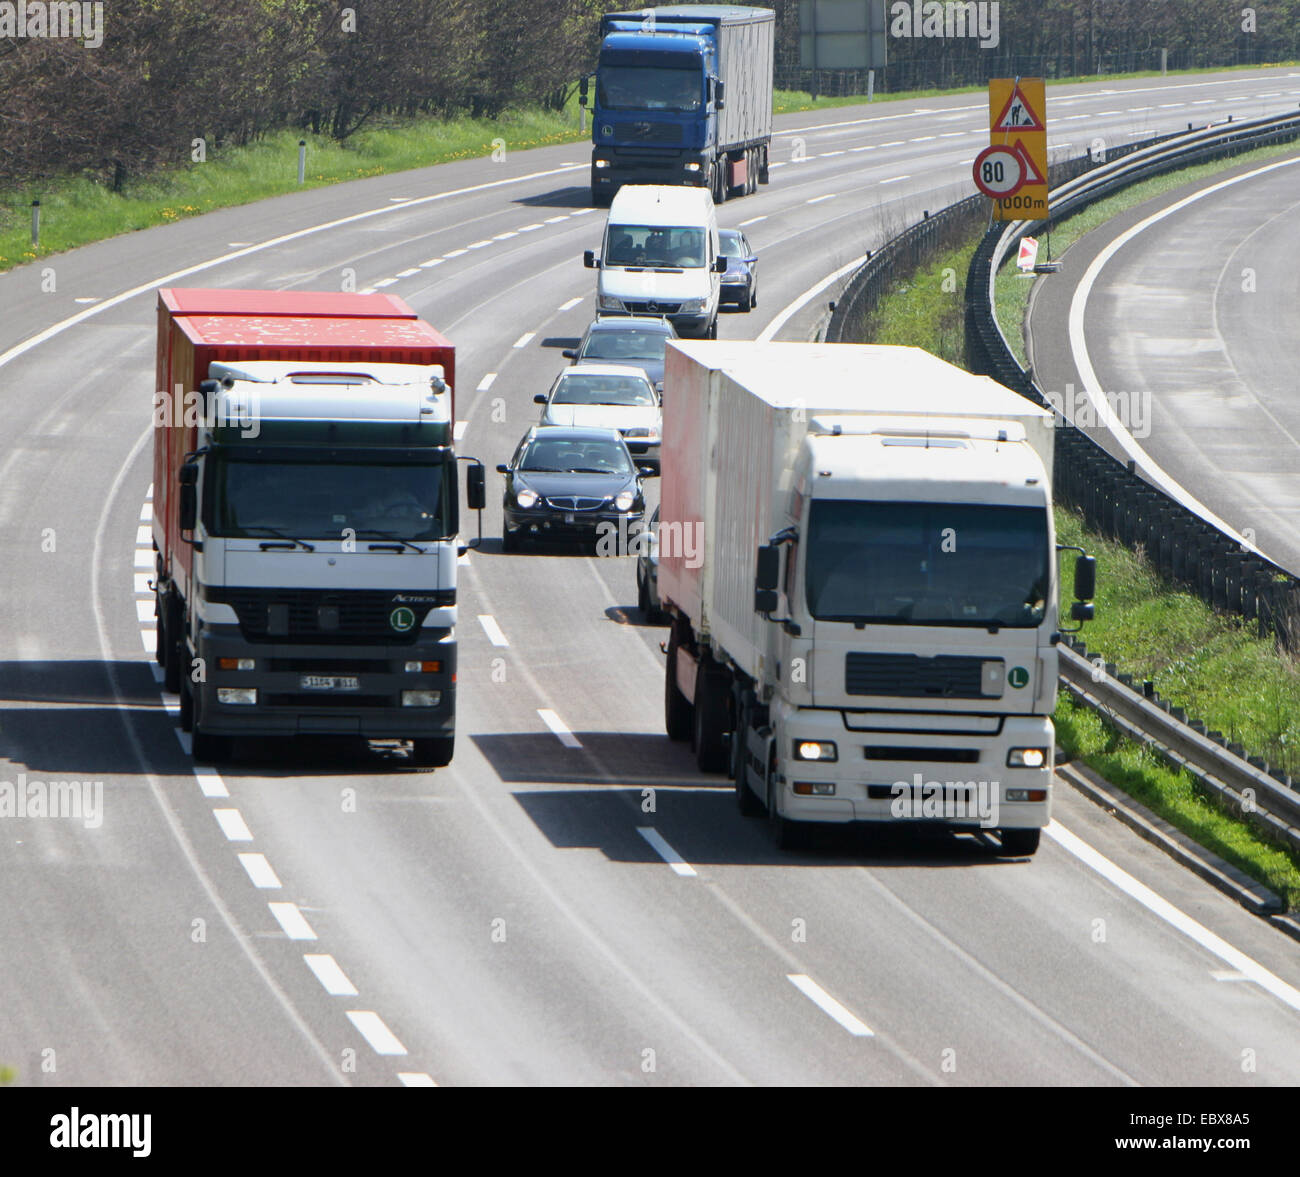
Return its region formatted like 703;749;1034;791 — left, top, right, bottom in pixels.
1028;147;1300;573
3;68;1300;1086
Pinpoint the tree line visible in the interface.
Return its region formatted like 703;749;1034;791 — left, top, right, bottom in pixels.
1;0;1296;189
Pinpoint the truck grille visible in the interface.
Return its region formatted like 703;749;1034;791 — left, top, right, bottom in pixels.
207;587;452;644
614;123;683;144
846;653;990;699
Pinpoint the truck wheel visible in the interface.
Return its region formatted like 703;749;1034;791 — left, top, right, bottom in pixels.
192;729;231;763
179;672;194;732
590;185;610;208
412;736;454;768
997;828;1040;857
161;594;181;694
664;631;694;741
768;771;801;849
711;164;726;205
693;664;729;773
732;703;763;816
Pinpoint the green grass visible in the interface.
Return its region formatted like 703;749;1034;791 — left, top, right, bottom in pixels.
858;182;1300;904
994;138;1300;366
0;106;590;271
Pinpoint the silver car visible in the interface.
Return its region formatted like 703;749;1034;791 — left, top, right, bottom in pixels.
636;504;665;622
534;363;662;469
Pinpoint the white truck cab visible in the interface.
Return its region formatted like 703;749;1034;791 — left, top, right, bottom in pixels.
585;184;724;339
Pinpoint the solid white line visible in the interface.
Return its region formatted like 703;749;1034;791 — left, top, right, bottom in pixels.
398;1072;438;1086
513;331;536;348
347;1010;407;1055
757;253;868;343
1046;822;1300;1014
477;614;509;647
395;267;420;278
213;808;252;842
453;420;467;441
538;708;582;748
787;974;874;1037
738;215;767;226
238;852;282;889
268;901;318;941
193;766;228;799
1067;155;1300;552
304;953;358;996
636;827;697;877
476;372;497;392
558;296;583;312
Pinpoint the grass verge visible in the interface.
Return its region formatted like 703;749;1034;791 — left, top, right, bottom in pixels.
858;204;1300;906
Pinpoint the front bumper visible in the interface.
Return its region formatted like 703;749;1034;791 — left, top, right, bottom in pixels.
192;627;455;739
769;705;1054;829
505;506;644;541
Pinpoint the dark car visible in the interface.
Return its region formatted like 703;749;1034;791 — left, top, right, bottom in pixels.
498;426;653;552
718;228;758;311
563;314;678;391
635;504;666;623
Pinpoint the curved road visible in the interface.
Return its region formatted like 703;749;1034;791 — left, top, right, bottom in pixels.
1028;149;1300;573
2;69;1300;1087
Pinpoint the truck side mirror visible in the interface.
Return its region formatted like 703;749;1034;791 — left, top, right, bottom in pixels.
466;463;486;511
1074;555;1096;602
754;544;780;612
584;250;599;269
713;256;727;273
714;78;725;109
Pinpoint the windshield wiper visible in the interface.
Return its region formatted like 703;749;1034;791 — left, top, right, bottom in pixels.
355;528;426;553
241;526;316;552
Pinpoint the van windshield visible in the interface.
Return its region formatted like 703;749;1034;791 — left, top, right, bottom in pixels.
606;225;706;267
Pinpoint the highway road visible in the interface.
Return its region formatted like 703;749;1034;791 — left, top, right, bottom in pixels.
2;68;1300;1087
1027;148;1300;574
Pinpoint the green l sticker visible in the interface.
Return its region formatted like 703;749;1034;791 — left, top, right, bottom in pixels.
1008;666;1030;689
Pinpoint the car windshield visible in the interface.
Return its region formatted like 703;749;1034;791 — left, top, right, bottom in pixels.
583;329;669;362
719;233;747;258
553;374;655;406
805;501;1050;628
605;226;705;268
598;65;701;112
209;457;452;542
520;438;635;475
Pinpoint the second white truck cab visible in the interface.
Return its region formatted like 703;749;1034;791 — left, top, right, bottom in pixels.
584;184;725;339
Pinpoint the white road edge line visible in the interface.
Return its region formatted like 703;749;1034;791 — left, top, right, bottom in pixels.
637;827;697;877
347;1010;408;1055
758;254;869;343
1046;821;1300;1013
1067;155;1300;555
538;708;582;748
787;974;874;1036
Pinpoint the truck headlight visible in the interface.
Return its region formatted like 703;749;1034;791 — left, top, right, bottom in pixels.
217;687;257;705
402;690;442;707
594;158;611;169
1007;747;1049;768
614;490;636;511
1005;788;1049;802
516;488;539;509
794;740;837;762
217;658;255;671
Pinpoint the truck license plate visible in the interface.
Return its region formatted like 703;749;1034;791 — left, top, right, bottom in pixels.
300;675;360;692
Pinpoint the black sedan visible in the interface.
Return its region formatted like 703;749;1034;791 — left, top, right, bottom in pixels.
719;228;758;311
498;426;653;552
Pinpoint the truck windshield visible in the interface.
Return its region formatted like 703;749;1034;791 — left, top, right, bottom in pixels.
598;65;702;111
207;456;452;543
805;501;1050;628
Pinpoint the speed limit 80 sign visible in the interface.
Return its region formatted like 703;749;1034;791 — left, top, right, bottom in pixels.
972;145;1024;198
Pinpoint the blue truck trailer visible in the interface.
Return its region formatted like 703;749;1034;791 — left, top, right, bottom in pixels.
587;5;775;206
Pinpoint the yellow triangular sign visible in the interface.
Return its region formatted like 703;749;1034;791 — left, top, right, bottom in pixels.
994;84;1045;132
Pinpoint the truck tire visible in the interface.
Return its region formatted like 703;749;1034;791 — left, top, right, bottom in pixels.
692;663;729;773
664;630;694;741
732;700;764;816
711;163;726;205
192;730;231;763
997;828;1040;857
161;593;181;694
591;185;611;208
179;671;194;732
412;736;454;768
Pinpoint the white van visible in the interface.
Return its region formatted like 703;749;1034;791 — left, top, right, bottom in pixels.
584;185;725;339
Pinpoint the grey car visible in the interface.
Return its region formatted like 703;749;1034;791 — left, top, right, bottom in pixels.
636;504;666;623
563;314;678;391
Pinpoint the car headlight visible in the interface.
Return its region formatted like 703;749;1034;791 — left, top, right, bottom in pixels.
1007;747;1050;769
598;294;623;311
614;490;636;511
793;740;837;762
516;488;539;509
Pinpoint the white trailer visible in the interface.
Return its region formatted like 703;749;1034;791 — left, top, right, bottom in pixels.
658;341;1096;854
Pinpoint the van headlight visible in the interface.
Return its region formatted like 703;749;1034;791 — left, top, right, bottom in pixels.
679;298;706;313
598;294;623;311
